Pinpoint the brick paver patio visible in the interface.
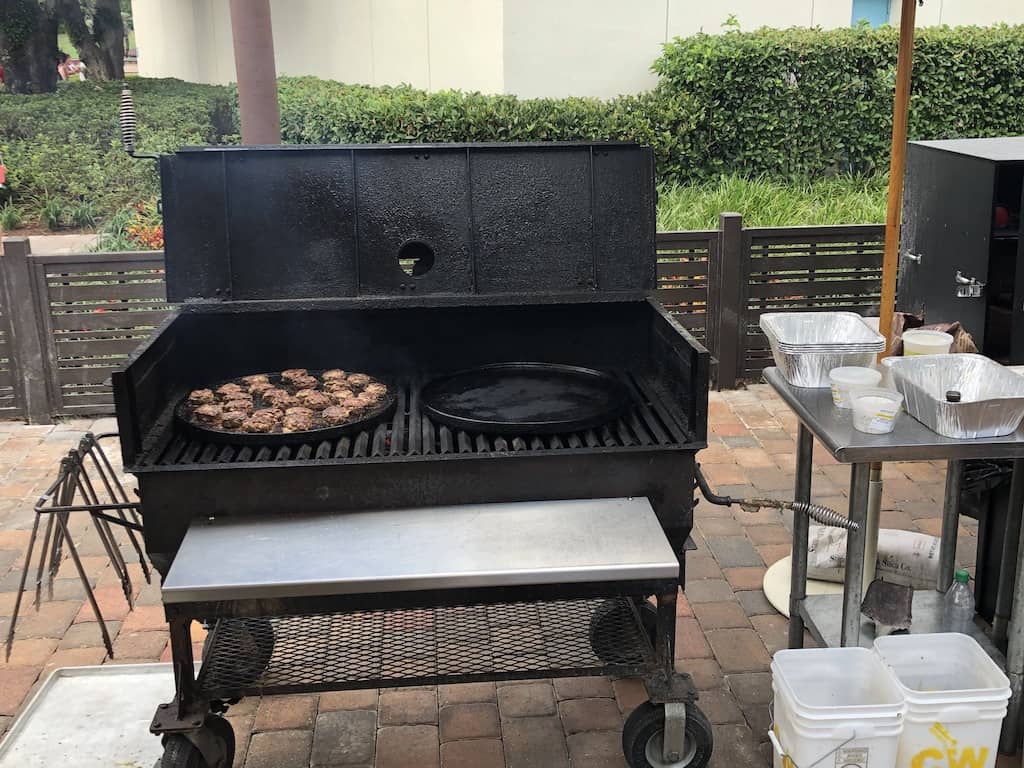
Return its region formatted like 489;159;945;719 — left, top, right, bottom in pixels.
0;385;992;766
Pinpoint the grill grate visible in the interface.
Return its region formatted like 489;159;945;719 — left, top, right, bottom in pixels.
152;372;688;466
197;597;656;697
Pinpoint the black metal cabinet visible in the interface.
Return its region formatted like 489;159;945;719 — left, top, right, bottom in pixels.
898;137;1024;362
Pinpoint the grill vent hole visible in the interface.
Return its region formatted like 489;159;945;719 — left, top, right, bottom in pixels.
398;240;435;278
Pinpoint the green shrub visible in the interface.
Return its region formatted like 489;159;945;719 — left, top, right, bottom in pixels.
653;24;1024;179
0;78;237;225
39;197;65;229
68;200;97;228
275;77;700;184
0;202;22;230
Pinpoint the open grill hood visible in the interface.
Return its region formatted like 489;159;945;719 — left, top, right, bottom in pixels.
160;142;657;305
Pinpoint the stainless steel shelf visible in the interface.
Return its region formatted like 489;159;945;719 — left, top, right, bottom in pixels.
163;497;678;604
801;591;1005;666
764;367;1024;463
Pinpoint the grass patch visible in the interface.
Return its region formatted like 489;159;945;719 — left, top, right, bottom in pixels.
657;174;888;230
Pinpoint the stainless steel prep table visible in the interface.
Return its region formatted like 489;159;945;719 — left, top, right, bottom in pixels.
764;366;1024;751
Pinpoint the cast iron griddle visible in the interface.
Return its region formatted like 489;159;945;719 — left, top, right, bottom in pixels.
420;363;630;435
175;371;396;447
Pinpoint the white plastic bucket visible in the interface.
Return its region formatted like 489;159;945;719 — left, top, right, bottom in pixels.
770;648;904;768
830;366;882;409
851;388;904;434
904;329;954;356
874;633;1009;768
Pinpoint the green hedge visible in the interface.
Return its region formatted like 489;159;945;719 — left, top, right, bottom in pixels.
653;24;1024;178
3;24;1024;227
276;77;698;182
0;78;235;224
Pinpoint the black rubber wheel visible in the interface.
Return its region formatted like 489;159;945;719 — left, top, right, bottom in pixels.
160;715;235;768
622;701;713;768
202;618;275;686
589;599;658;665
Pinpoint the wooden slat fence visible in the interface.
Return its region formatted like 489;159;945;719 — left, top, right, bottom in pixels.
656;230;714;343
0;219;885;421
742;224;885;380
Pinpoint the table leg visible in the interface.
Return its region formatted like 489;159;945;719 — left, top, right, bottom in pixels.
840;463;871;647
993;458;1024;648
936;459;964;593
999;460;1024;753
788;424;813;649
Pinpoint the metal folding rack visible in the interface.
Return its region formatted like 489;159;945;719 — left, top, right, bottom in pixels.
4;433;147;660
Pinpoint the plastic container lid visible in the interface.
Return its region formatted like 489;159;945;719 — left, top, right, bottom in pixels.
851;388;904;434
829;367;882;387
874;634;1009;703
903;329;954;356
954;568;970;584
772;648;905;714
830;367;884;409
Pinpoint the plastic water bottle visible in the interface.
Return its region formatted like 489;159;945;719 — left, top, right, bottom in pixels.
943;569;974;634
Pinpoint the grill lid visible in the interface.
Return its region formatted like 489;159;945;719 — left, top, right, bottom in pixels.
160;142;655;303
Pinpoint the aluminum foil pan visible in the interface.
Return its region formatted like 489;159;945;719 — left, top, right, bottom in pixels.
761;312;884;388
884;354;1024;439
768;348;880;388
760;312;885;351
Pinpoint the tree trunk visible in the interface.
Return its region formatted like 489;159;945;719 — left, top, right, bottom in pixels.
91;0;124;79
0;0;59;93
58;0;124;80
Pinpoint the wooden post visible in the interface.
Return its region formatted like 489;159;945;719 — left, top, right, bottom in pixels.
878;0;919;354
229;0;281;144
0;238;54;424
711;212;744;390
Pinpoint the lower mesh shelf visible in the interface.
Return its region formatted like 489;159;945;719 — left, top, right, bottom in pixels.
196;597;656;697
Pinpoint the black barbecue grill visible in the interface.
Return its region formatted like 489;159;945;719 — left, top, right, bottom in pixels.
114;142;712;768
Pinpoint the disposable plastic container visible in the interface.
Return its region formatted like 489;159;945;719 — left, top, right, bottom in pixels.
851;388;904;434
769;648;904;768
874;634;1009;768
829;366;882;409
903;329;954;356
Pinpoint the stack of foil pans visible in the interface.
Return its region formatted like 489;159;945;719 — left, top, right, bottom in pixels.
761;312;885;388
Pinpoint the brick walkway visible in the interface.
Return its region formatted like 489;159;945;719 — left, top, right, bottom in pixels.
0;386;988;767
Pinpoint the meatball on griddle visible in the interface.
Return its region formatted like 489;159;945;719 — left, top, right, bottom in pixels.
193;403;222;425
188;389;216;406
220;410;248;429
296;389;332;410
322;405;354;425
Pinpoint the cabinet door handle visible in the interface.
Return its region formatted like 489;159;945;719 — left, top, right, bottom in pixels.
904;252;922;264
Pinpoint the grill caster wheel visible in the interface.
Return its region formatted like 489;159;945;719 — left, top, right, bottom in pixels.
622;701;712;768
201;618;275;686
589;599;657;664
160;714;235;768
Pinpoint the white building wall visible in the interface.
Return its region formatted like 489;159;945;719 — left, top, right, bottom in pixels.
131;0;1024;98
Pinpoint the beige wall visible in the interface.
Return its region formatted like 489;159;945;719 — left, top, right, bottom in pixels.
132;0;1024;98
133;0;503;92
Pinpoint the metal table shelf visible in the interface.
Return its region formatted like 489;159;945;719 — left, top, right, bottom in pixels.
800;592;1005;664
763;367;1024;463
162;498;679;604
764;366;1024;752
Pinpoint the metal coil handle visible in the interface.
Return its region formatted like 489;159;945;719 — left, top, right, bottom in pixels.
695;464;858;531
119;85;137;154
791;501;859;531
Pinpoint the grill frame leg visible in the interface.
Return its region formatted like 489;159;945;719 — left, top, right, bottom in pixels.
151;616;211;736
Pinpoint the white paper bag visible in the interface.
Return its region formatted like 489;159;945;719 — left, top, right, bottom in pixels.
806;525;940;589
